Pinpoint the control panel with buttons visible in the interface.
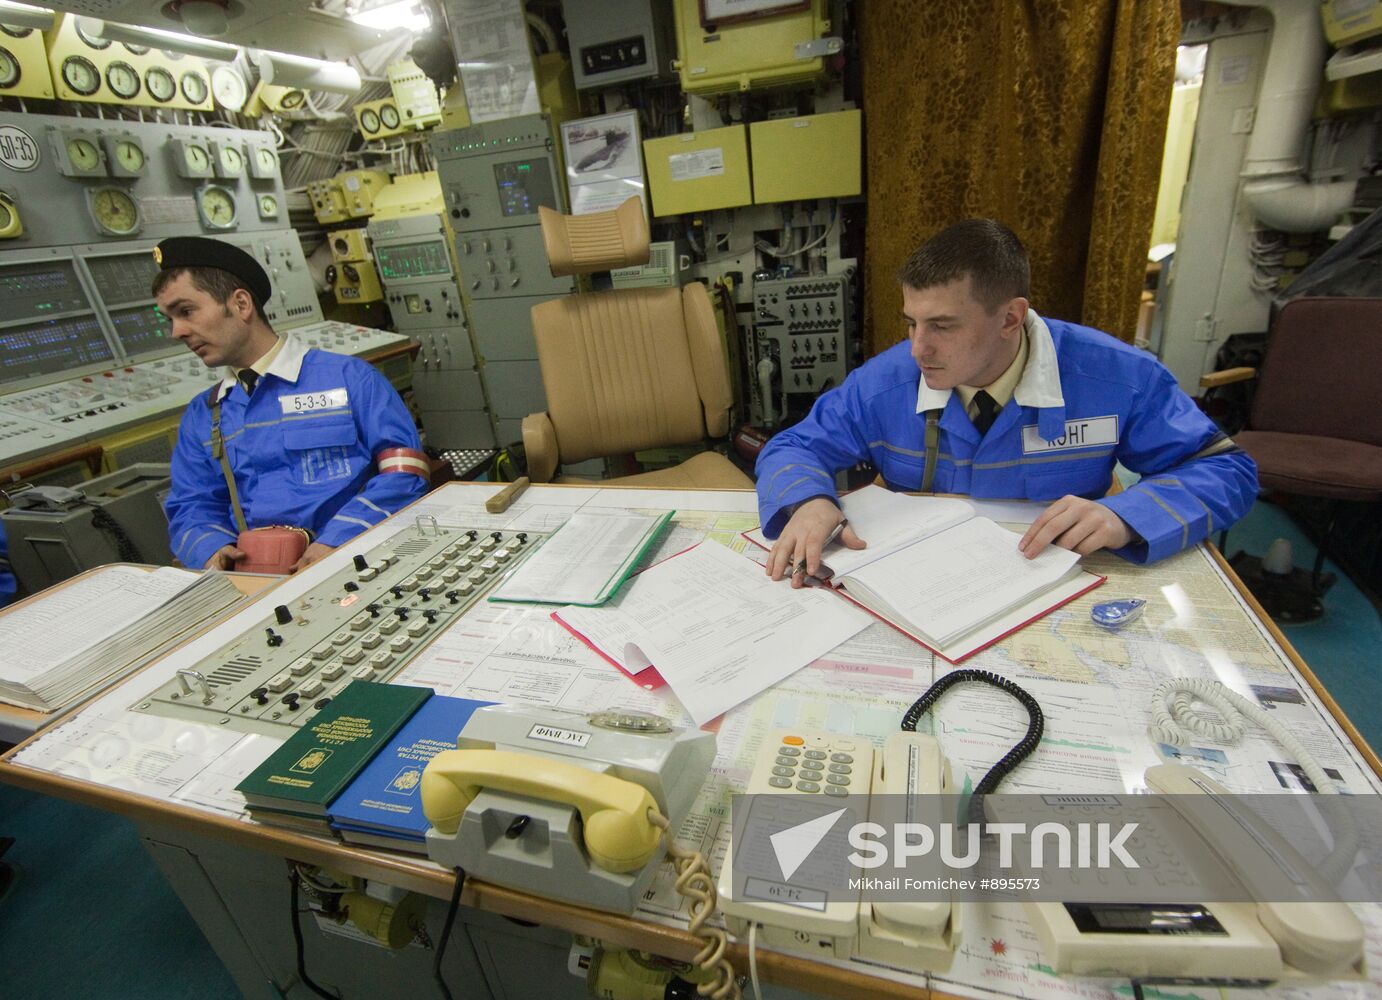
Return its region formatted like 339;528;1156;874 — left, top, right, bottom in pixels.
746;275;853;426
131;523;544;737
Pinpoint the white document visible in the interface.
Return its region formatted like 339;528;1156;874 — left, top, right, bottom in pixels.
745;484;975;578
557;541;871;725
489;510;670;605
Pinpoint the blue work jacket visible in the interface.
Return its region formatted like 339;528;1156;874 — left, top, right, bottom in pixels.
756;312;1258;564
0;522;14;607
166;337;427;569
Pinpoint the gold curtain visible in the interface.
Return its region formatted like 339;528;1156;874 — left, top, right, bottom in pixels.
859;1;1179;354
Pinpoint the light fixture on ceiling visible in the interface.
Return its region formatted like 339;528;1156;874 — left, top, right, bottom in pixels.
349;0;431;33
75;16;240;62
174;0;230;38
0;2;54;32
253;49;362;96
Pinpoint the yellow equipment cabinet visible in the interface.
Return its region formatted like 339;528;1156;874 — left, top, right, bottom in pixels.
749;109;861;203
329;226;371;264
1324;0;1382;46
244;80;306;115
643;125;752;216
672;0;839;94
339;169;391;218
332;259;384;305
307;178;349;225
45;14;214;111
0;23;54;100
369;171;444;221
387;59;442;130
98;413;182;472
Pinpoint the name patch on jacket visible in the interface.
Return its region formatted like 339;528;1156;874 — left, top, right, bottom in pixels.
280;388;348;414
1022;415;1118;453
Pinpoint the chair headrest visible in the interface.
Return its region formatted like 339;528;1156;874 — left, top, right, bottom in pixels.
539;197;651;276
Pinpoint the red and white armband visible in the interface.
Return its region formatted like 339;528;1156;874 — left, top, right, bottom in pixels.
376;447;430;480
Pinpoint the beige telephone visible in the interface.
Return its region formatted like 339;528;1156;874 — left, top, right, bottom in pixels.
1019;764;1366;984
717;730;961;974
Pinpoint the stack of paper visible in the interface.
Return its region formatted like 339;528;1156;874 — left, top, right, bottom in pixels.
0;566;244;713
488;509;674;606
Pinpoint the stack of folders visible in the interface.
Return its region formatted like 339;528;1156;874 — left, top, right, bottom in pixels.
0;565;244;713
329;694;494;852
237;681;432;835
745;485;1106;662
488;509;674;606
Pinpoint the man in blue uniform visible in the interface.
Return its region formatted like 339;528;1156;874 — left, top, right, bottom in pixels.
758;219;1257;583
0;524;14;607
155;236;429;573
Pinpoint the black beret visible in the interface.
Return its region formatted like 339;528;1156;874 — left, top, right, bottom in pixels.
153;236;271;305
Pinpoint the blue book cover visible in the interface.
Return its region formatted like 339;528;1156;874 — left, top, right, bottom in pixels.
327;695;493;837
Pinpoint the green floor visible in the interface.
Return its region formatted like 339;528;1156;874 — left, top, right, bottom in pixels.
1;499;1378;998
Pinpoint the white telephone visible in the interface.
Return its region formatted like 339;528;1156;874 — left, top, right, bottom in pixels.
1016;764;1366;984
717;730;961;974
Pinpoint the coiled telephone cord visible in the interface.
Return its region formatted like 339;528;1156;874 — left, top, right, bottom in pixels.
647;809;741;1000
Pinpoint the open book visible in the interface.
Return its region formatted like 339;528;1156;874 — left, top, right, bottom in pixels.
746;485;1104;662
0;565;245;713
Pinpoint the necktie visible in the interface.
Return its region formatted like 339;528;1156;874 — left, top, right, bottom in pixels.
238;370;258;396
973;390;1000;436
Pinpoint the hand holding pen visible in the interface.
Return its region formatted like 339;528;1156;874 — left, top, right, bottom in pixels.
793;519;848;582
766;497;867;588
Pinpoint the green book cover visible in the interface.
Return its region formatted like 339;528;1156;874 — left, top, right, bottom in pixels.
235;681;431;815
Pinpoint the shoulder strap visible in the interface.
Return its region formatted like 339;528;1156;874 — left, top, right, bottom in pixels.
209;388;248;533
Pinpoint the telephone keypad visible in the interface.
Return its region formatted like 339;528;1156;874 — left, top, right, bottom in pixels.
804;749;827;760
768;777;792;789
796;780;821;792
757;734;860;796
824;785;848;797
775;756;798;766
777;746;800;757
830;752;853;763
828;763;851;774
772;766;794;777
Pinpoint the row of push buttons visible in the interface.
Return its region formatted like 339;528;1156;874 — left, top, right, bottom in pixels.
768;735;857;796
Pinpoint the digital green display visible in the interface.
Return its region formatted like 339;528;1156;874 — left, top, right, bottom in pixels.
376;240;450;280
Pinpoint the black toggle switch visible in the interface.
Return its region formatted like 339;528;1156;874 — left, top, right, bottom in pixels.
343;581;359;592
516;532;528;543
419;588;432;602
424;609;438;623
491;531;503;542
367;602;381;617
274;604;292;625
390;585;404;599
353;554;368;571
446;590;460;604
251;686;269;705
264;628;283;647
314;697;332;710
395;607;409;620
466;530;478;541
281;692;301;711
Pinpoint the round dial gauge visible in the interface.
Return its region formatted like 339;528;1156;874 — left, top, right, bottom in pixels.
0;26;32;39
145;67;175;103
181;71;209;105
122;42;149;55
183;143;210;174
66;137;100;172
0;47;19;88
105;61;140;100
61;56;100;96
114;140;144;173
279;89;305;110
359;108;381;134
218;144;243;175
254;147;277;175
198;186;236;229
0;198;13;232
258;194;279;219
75;21;111;49
90;188;139;236
211;65;247;112
380;104;400;130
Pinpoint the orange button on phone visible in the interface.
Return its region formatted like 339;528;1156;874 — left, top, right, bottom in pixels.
781;736;804;746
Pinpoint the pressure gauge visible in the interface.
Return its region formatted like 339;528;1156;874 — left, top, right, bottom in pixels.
61;55;100;96
380;103;400;130
104;135;146;177
66;137;101;172
87;187;141;236
75;21;111;49
172;139;213;179
279;89;305;110
181;70;209;105
213;141;244;178
250;145;278;180
122;42;149;56
197;185;237;230
359;108;381;135
0;47;18;89
145;67;174;103
105;61;140;100
257;193;280;220
0;26;31;39
211;65;247;112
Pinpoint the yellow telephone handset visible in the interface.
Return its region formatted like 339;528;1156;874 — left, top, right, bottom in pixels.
421;748;663;873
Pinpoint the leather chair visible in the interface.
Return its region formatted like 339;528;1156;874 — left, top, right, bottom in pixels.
1202;296;1382;620
523;198;752;489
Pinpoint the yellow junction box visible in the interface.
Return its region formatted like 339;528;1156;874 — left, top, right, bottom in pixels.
333;258;384;304
644;125;752;217
750;109;861;203
370;171;444;221
673;0;835;94
0;24;54;99
328;227;370;263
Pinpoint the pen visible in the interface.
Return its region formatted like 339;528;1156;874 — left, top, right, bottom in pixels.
793;518;848;579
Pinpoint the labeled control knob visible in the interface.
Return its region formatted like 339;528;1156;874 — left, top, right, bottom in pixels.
390;585;404;599
274;605;293;625
281;692;301;711
424;609;439;623
466;530;478;541
265;628;283;647
353;554;368;571
491;531;503;542
419;588;432;602
367;602;381;618
395;607;409;620
251;686;269;705
446;590;460;604
516;532;528;543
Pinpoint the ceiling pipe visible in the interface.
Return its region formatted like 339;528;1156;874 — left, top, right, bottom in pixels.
1218;0;1355;232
